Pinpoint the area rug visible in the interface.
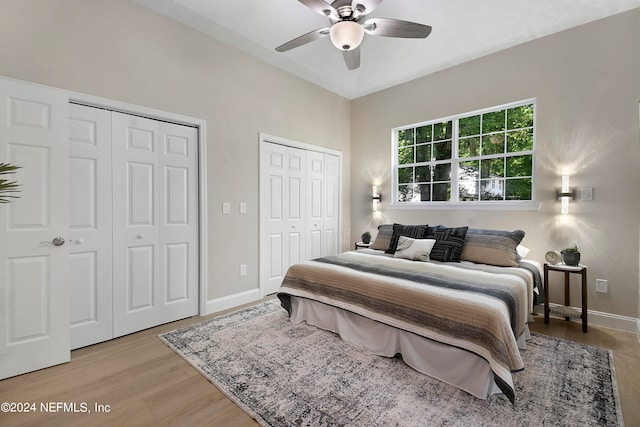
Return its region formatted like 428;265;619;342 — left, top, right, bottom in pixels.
159;299;624;427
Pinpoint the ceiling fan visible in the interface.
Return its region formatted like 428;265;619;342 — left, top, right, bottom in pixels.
276;0;432;70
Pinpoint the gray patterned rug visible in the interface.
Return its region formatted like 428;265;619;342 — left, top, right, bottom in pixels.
159;299;624;427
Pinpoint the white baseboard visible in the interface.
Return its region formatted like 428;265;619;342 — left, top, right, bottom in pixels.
205;288;262;316
534;304;639;334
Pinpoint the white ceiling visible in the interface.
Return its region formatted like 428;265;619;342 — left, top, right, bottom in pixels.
134;0;640;99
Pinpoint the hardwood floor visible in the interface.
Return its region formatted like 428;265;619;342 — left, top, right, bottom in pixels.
1;305;638;426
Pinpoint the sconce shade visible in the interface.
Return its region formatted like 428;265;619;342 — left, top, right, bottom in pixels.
372;185;381;211
557;175;575;214
330;21;364;51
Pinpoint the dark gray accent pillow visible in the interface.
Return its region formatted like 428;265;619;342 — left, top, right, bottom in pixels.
426;226;469;262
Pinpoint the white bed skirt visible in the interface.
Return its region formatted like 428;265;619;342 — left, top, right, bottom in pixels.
290;296;530;400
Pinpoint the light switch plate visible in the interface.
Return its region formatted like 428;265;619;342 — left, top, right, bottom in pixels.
223;202;231;214
581;187;593;201
595;279;608;293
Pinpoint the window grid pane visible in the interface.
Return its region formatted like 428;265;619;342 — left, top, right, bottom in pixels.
394;101;534;204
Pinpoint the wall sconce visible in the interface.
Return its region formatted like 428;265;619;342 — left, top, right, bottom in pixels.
556;175;575;214
372;185;381;211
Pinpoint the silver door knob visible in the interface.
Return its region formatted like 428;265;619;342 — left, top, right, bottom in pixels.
52;237;65;246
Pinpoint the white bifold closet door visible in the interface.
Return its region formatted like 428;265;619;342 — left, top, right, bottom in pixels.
70;105;198;347
112;112;198;337
260;141;340;296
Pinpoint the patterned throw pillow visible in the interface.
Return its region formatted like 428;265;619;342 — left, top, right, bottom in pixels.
460;229;526;267
426;226;469;262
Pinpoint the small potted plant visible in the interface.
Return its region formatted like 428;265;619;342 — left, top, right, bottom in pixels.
561;244;581;266
361;231;372;244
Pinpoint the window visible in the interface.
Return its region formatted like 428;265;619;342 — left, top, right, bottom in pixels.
393;100;535;206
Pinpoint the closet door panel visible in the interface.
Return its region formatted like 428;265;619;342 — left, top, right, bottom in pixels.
260;142;306;295
128;161;155;225
128;245;155;310
323;154;340;256
306;151;324;259
112;113;161;336
158;122;198;320
166;243;189;302
69;104;113;350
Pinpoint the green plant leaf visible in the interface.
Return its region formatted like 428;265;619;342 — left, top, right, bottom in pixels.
0;163;21;204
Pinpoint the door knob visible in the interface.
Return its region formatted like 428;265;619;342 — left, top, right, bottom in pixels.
52;237;65;246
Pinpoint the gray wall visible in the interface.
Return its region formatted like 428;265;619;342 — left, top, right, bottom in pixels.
0;0;352;302
351;9;640;318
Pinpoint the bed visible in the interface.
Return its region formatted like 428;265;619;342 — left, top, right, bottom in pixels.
277;225;543;404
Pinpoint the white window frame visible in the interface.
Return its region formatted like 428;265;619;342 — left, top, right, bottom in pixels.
391;98;540;211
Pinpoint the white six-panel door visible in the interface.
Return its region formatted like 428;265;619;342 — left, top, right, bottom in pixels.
261;142;306;295
112;112;198;337
69;104;113;349
0;78;70;379
260;139;341;296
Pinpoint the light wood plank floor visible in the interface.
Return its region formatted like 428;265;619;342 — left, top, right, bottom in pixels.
1;304;638;426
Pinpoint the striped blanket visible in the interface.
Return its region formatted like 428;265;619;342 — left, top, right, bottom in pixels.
278;250;535;403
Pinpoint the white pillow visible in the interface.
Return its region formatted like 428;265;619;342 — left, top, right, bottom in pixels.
517;245;531;259
394;237;437;261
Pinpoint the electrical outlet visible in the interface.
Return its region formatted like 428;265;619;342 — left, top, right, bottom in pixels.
240;264;247;276
223;202;230;214
595;279;608;293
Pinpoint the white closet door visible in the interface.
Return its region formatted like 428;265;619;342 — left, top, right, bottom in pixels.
69;104;113;349
323;153;340;256
260;142;306;295
306;151;324;259
112;113;198;337
0;78;70;379
157;120;199;322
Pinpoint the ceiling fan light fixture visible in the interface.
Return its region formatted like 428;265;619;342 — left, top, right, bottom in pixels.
329;21;364;51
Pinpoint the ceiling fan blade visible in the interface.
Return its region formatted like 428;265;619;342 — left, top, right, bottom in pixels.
299;0;338;18
276;28;330;52
352;0;383;17
363;18;432;38
342;47;360;70
331;0;352;8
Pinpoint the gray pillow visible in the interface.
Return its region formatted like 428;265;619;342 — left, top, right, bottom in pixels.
460;228;525;267
369;224;397;251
